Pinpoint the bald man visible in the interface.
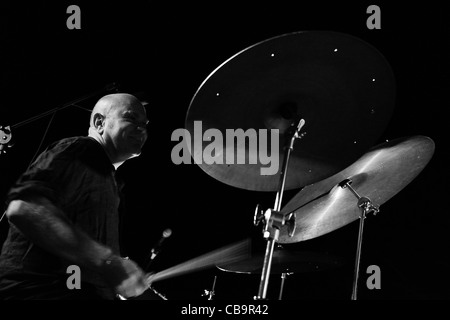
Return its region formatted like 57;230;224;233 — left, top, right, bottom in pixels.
89;93;148;168
0;93;150;300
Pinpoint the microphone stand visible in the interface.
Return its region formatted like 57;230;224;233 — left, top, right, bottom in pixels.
0;83;119;155
254;119;305;300
10;83;119;129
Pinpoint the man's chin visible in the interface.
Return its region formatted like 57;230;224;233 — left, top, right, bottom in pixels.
122;149;141;161
130;150;142;158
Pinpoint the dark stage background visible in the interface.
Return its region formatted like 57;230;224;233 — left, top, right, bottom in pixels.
0;1;449;301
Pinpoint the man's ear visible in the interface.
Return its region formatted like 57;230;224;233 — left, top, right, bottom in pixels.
93;113;105;134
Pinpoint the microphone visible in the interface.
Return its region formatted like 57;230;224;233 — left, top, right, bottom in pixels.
146;228;172;270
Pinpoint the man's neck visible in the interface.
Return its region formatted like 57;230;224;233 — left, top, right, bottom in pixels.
87;134;124;169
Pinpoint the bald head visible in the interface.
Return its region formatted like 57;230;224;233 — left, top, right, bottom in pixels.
89;93;144;128
88;93;149;168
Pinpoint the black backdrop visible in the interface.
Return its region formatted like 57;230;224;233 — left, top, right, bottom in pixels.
0;1;449;301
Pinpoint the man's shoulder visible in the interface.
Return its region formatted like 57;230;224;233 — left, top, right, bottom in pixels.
53;136;95;147
47;136;99;154
46;136;112;172
34;136;101;166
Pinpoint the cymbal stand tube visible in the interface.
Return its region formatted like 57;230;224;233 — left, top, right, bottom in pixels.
351;203;366;301
255;119;305;300
340;179;379;300
278;272;290;300
255;237;276;300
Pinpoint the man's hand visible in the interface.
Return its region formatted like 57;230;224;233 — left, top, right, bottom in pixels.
101;256;148;298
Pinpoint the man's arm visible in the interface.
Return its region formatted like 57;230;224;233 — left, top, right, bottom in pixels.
6;196;148;298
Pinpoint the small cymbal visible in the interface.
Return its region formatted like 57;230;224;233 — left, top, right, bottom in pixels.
216;249;344;274
278;135;435;243
185;30;396;191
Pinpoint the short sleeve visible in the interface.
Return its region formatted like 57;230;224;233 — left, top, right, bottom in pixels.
6;141;74;206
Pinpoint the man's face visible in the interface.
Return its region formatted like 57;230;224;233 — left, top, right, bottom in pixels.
104;100;149;161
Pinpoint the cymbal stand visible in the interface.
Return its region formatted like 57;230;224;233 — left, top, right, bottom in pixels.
278;272;293;300
253;119;305;300
339;179;380;300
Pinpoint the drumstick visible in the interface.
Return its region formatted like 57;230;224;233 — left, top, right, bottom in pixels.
145;238;251;285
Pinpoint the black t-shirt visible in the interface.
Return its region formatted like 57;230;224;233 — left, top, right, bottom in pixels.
0;136;123;299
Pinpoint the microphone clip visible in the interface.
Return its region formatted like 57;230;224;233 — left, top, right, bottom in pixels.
0;125;13;155
145;228;172;270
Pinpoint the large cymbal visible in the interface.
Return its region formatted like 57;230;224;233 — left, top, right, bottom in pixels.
278;135;435;243
185;31;396;191
216;248;344;274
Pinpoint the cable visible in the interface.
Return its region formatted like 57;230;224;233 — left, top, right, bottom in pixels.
0;210;6;223
26;110;57;170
